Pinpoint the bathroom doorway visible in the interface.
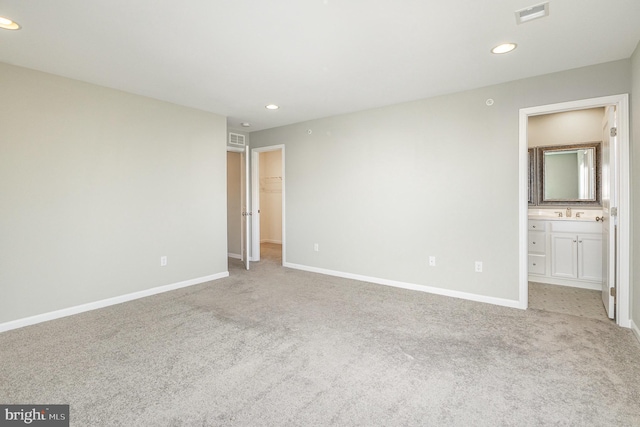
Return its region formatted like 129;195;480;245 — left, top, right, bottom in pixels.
251;145;285;265
519;95;630;327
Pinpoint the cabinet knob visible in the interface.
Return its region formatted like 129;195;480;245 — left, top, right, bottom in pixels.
596;216;605;222
573;240;577;243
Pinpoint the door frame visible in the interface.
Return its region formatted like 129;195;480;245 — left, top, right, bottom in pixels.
518;94;630;327
251;144;286;264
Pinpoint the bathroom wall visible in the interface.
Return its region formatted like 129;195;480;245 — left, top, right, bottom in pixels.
259;150;283;244
250;59;631;305
528;108;604;147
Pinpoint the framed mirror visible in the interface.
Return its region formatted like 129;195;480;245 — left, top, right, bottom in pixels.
528;148;535;205
536;142;601;206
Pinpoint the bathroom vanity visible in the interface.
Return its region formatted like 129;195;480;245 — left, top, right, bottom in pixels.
527;140;606;290
528;215;603;290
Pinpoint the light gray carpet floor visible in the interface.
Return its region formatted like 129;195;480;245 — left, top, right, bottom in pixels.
1;244;639;426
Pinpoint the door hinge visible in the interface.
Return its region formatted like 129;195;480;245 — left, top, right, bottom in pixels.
610;127;617;137
610;287;616;297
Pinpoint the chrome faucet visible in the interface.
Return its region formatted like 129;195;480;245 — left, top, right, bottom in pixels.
554;211;563;218
566;207;572;217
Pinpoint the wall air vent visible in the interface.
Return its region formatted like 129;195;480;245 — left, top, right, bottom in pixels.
229;132;246;147
515;2;549;24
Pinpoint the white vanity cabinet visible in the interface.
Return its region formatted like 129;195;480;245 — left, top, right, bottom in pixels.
528;218;602;290
527;220;547;276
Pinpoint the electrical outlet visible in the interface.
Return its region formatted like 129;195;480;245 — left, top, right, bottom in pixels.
160;256;167;267
314;243;319;252
429;256;436;266
475;261;483;272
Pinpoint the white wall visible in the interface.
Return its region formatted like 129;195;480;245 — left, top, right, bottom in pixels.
0;62;228;325
259;150;283;244
250;59;631;304
631;42;640;331
227;151;242;256
528;108;604;147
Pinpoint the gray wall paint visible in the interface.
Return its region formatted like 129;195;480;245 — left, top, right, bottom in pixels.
0;62;228;324
631;42;640;329
250;59;631;303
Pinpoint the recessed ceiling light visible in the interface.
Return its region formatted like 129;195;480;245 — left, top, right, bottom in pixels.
491;43;517;54
265;104;279;110
515;2;549;24
241;122;251;127
0;16;20;30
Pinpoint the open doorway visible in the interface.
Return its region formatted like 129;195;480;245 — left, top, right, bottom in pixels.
227;145;251;271
226;150;242;261
519;95;630;328
526;108;610;321
251;145;285;265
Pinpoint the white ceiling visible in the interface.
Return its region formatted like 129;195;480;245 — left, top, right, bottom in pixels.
1;1;639;132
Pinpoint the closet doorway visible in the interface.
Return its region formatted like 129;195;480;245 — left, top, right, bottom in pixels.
227;146;251;270
251;145;285;264
226;150;242;261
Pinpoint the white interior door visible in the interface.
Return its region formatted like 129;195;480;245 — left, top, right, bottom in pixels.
241;146;250;270
601;106;616;318
251;150;261;262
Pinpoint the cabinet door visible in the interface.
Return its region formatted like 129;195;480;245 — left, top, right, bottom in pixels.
578;234;603;282
551;234;577;279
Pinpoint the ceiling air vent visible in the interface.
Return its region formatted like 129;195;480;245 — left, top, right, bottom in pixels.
229;132;246;147
515;2;549;24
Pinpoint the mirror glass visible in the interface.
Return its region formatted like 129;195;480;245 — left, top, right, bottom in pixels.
536;143;600;205
544;148;595;200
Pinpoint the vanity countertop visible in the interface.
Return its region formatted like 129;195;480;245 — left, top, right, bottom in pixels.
528;209;603;222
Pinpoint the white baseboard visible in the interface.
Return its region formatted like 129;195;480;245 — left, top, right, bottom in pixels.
528;275;601;291
284;262;521;309
228;253;242;260
260;239;282;244
631;320;640;344
0;272;229;334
